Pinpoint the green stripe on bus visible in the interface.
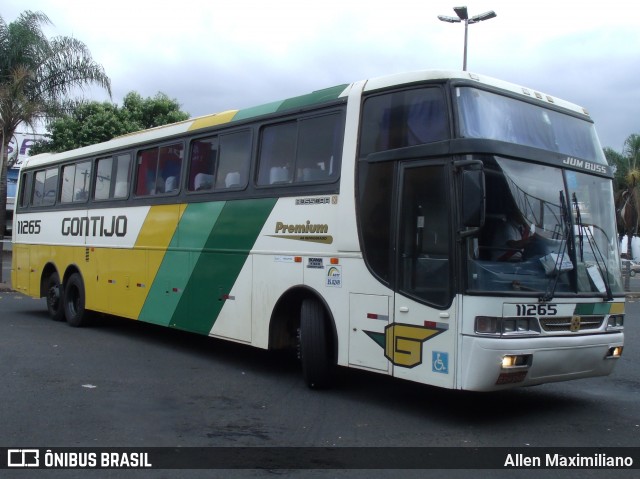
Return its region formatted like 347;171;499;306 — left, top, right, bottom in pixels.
573;303;611;315
169;198;277;334
232;100;284;122
139;202;225;326
232;84;348;122
277;84;349;111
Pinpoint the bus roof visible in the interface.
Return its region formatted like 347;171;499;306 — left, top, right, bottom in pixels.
22;70;589;170
363;70;588;114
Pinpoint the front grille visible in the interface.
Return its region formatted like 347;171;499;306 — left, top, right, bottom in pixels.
540;315;605;332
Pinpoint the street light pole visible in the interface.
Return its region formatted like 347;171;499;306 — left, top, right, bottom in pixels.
462;15;469;71
438;6;496;71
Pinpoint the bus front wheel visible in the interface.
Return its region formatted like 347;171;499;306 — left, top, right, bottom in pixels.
299;298;334;389
45;272;65;322
63;273;88;327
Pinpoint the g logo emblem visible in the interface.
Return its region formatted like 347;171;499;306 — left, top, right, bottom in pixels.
570;315;581;332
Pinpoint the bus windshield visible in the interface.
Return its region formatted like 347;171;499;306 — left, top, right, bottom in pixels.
456;87;606;164
469;157;623;296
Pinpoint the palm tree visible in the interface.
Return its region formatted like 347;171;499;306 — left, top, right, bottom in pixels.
0;10;112;245
613;134;640;258
623;134;640;169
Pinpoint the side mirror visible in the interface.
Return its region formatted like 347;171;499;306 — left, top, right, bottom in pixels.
461;166;485;232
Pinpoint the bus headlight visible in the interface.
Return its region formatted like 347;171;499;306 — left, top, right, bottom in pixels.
475;316;499;335
501;354;532;369
475;316;541;336
605;346;623;359
607;315;624;330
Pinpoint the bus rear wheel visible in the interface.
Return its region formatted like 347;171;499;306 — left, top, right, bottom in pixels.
299;298;334;389
45;272;65;322
63;273;88;327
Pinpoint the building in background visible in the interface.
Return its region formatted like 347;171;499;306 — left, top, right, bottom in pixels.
5;132;45;235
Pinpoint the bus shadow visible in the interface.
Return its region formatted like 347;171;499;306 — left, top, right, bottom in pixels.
81;313;591;426
89;313;301;376
333;368;593;427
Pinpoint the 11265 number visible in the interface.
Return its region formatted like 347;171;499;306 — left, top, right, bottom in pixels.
515;304;558;316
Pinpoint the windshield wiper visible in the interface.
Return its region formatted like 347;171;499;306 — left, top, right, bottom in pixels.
572;193;614;301
573;193;584;262
541;191;574;302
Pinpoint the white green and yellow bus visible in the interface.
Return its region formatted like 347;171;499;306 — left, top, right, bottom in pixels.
11;70;625;391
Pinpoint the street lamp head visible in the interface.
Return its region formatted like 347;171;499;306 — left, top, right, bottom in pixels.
437;6;496;71
438;15;462;23
469;10;497;23
453;6;469;20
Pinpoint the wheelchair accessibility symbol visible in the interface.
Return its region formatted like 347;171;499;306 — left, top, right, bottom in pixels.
432;351;449;374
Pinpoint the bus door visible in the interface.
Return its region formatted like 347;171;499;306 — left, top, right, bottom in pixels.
348;292;392;372
391;161;456;388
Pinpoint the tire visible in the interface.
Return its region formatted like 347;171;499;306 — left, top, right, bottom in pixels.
63;273;88;327
45;272;65;321
299;298;334;389
630;270;636;277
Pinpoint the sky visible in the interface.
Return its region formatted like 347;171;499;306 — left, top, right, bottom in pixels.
4;0;640;152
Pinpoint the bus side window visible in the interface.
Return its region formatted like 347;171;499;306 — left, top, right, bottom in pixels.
358;161;394;284
136;143;182;196
159;143;183;193
257;122;296;185
216;130;250;190
405;90;447;145
188;138;217;191
31;170;46;207
61;164;76;203
31;168;59;206
113;154;131;198
61;162;90;203
296;114;341;182
41;167;58;207
359;87;449;157
398;164;451;307
95;154;130;199
42;168;58;206
73;162;91;202
136;148;159;196
19;172;30;208
257;113;342;187
94;157;113;200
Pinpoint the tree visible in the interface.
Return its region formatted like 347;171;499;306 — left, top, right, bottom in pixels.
0;10;111;245
30;92;189;154
623;134;640;170
604;147;627;192
122;92;190;130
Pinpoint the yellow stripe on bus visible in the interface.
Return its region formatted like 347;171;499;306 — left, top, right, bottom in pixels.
98;205;185;320
188;110;238;131
609;302;625;314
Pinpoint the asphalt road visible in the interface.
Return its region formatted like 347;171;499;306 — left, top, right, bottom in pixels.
0;274;638;479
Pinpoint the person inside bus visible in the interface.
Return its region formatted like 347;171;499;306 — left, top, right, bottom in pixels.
490;208;533;261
